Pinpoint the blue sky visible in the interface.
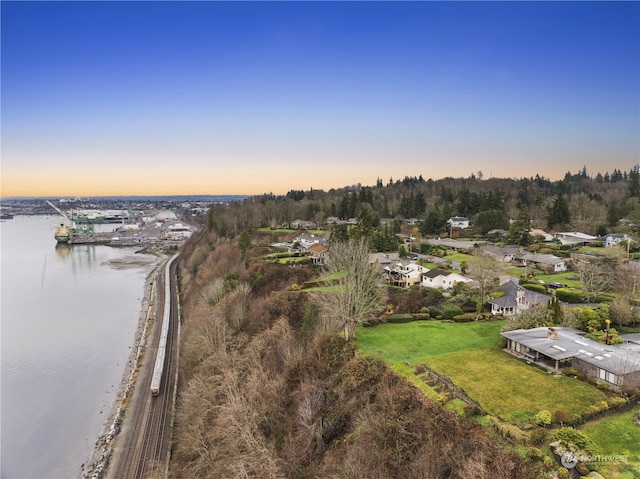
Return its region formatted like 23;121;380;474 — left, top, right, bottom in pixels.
2;1;638;196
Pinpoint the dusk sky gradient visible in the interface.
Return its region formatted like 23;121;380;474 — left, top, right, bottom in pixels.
2;1;639;197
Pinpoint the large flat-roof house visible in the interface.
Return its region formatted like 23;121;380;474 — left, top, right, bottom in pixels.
383;260;428;288
420;268;473;291
483;245;522;263
488;280;551;316
426;238;479;251
555;232;597;245
518;252;567;272
501;327;640;389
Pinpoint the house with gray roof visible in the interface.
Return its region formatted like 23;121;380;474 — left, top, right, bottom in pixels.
488;279;551;316
482;244;522;263
600;233;633;248
517;252;567;272
501;327;640;389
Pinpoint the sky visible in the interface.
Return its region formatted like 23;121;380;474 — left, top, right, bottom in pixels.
1;1;639;197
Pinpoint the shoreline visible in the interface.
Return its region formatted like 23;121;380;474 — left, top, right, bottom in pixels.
82;254;166;479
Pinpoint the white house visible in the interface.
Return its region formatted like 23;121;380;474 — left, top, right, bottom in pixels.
601;233;633;248
292;233;326;250
420;268;473;291
518;252;567;272
383;261;429;288
447;216;470;229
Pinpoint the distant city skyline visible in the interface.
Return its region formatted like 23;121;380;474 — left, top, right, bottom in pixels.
2;1;638;197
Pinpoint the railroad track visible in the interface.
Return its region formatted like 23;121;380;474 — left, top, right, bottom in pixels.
112;255;179;479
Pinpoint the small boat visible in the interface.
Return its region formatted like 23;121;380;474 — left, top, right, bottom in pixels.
0;213;14;220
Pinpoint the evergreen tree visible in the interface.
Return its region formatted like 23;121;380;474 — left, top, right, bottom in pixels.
508;210;532;246
475;209;509;234
547;194;571;229
627;165;640;198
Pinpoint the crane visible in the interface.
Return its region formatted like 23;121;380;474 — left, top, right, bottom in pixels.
45;199;70;221
45;199;94;243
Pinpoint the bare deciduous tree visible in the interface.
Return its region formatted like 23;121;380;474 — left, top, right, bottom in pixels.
312;238;385;341
470;253;499;313
578;256;617;302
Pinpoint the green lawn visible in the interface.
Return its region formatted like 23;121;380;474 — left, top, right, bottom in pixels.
443;252;474;264
355;320;505;364
536;271;582;288
425;349;606;423
581;406;640;477
581;406;640;457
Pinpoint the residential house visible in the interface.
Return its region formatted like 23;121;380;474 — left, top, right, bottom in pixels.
518;252;567;272
501;327;640;389
292;233;326;250
308;243;329;265
369;252;399;267
488;279;551;316
600;233;633;248
426;238;480;251
290;219;316;230
447;216;470;229
482;245;521;263
529;229;554;241
555;232;597;245
420;268;473;291
383;260;428;288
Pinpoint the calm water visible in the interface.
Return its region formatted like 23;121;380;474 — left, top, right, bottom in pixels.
1;216;159;479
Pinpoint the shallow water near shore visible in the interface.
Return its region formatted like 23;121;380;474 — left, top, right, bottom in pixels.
1;216;158;479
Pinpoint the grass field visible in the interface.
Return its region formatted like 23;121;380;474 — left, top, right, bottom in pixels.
581;406;640;457
443;252;474;264
425;349;606;423
356;320;606;424
581;406;640;477
535;271;582;288
355;320;505;364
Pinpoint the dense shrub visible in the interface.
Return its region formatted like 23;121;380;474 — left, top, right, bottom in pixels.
529;428;546;445
562;366;581;378
555;288;585;303
387;285;444;314
442;304;463;320
453;313;476;323
387;314;414;324
551;427;599;457
607;396;627;409
534;410;552;426
522;283;547;294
